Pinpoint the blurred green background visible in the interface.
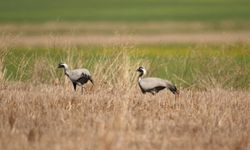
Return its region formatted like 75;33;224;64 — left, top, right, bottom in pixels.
1;0;250;22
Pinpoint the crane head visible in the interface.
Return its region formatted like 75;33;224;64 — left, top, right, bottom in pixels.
136;66;146;75
58;63;68;69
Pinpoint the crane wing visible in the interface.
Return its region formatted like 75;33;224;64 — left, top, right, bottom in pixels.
139;77;178;94
68;69;91;82
139;77;167;91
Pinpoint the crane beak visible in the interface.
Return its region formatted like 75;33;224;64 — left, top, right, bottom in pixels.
58;64;63;68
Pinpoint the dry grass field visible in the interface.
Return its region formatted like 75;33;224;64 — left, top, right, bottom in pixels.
0;81;249;150
0;48;250;150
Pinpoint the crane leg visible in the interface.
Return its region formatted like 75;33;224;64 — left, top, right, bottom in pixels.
72;83;77;91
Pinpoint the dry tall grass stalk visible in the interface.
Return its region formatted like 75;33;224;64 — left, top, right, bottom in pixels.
0;48;8;82
92;48;144;90
31;57;58;84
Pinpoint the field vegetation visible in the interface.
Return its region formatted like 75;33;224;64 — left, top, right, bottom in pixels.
0;0;250;149
1;43;250;90
0;45;250;149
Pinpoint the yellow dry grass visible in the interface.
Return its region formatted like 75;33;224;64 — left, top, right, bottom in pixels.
0;81;249;150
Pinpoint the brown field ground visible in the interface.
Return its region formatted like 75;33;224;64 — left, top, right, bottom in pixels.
0;81;249;150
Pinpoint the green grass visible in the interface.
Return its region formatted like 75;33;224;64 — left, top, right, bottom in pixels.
2;43;250;90
0;0;250;22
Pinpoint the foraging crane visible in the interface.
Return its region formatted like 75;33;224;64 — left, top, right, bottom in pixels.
58;63;94;94
136;66;179;96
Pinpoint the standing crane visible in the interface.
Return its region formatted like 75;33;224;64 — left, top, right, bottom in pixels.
58;63;94;94
136;66;179;97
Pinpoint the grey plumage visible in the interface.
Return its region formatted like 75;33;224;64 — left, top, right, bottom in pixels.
58;63;94;93
136;66;179;95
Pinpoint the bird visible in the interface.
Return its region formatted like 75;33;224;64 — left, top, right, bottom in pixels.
58;63;94;94
136;66;179;97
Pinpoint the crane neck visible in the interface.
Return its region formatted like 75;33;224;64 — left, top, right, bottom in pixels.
138;72;144;81
63;68;70;76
